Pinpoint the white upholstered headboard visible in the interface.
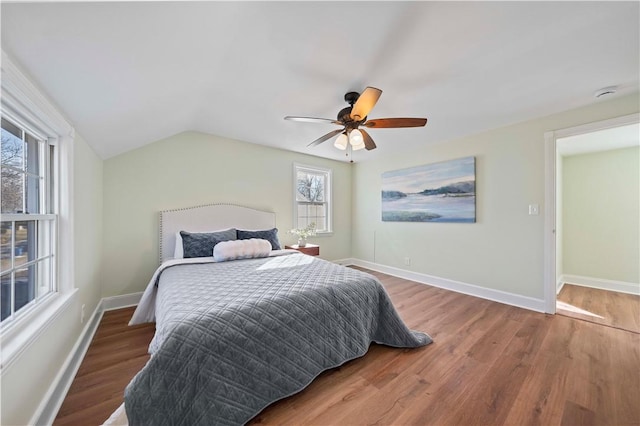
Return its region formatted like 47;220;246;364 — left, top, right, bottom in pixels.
159;203;276;263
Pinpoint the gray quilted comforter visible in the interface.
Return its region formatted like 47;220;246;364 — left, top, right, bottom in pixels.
125;253;431;425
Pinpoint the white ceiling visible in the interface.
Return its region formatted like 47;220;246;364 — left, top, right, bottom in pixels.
557;123;640;156
1;2;639;162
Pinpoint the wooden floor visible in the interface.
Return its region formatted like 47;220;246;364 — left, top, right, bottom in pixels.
53;308;155;425
556;283;640;334
55;268;640;426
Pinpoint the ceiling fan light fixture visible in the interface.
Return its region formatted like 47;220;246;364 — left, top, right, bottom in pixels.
334;132;348;150
349;129;365;150
349;129;363;144
351;140;366;151
285;86;428;155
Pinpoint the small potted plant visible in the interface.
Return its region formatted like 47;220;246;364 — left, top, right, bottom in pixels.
290;222;316;247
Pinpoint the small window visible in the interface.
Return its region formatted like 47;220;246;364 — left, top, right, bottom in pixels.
293;163;332;233
1;117;56;323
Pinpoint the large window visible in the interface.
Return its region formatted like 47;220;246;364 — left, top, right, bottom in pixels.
294;164;332;233
1;117;56;323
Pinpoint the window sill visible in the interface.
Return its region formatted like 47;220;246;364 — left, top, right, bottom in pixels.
0;288;78;371
314;231;334;237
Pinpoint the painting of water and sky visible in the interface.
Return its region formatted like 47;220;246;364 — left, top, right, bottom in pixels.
382;156;476;223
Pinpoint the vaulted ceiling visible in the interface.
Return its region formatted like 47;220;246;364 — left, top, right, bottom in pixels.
2;2;638;162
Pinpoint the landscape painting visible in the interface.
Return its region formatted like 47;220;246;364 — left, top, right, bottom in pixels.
382;156;476;223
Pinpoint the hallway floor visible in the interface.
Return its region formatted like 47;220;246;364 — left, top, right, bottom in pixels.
557;283;640;333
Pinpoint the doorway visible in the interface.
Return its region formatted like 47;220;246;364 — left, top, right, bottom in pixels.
544;113;640;332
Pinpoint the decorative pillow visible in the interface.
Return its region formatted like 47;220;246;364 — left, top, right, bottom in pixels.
213;239;272;262
237;228;281;250
173;228;237;259
180;229;237;258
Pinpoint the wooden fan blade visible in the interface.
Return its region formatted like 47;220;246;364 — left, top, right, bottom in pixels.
350;87;382;121
285;116;342;125
307;128;344;147
363;118;427;128
360;129;377;150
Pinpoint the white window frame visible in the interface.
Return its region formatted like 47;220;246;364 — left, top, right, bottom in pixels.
0;51;76;370
1;117;58;324
293;163;333;235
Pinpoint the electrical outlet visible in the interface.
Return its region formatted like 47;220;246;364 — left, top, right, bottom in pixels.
528;204;539;215
81;304;86;324
404;257;411;266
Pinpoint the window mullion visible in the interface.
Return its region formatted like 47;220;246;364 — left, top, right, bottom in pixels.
10;272;15;320
10;221;15;271
3;254;54;274
21;138;26;214
50;221;55;297
10;222;15;319
45;138;52;214
1;213;56;221
39;141;45;215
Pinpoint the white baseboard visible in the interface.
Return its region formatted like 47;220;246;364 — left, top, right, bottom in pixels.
557;279;565;295
31;301;104;426
331;257;356;266
561;274;640;295
349;258;546;313
102;292;143;311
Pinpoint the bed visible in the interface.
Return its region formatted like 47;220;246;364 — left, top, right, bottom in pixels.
123;204;431;425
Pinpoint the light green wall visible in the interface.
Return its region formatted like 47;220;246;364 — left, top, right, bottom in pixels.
102;131;352;297
1;133;104;426
74;132;105;313
562;146;639;283
352;93;639;300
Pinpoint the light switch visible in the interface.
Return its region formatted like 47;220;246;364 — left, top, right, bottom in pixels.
528;204;539;215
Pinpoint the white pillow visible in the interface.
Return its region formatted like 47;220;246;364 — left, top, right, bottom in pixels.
174;232;184;259
213;239;272;262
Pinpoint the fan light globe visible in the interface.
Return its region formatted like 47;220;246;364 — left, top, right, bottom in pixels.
334;133;348;150
351;140;366;151
349;129;365;151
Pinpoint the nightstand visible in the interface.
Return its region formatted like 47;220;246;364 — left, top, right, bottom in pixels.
285;243;319;256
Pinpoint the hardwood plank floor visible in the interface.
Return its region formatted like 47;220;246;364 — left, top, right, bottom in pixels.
556;283;640;333
53;308;155;426
54;269;640;425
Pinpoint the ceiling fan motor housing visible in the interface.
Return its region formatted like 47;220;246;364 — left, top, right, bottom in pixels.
337;106;353;122
344;91;360;105
338;92;361;123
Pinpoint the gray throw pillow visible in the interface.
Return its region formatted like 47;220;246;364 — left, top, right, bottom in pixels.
180;229;237;258
236;228;281;250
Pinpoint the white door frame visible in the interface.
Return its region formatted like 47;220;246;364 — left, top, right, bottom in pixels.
543;112;640;313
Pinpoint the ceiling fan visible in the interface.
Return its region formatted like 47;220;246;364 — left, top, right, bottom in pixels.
284;87;427;152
